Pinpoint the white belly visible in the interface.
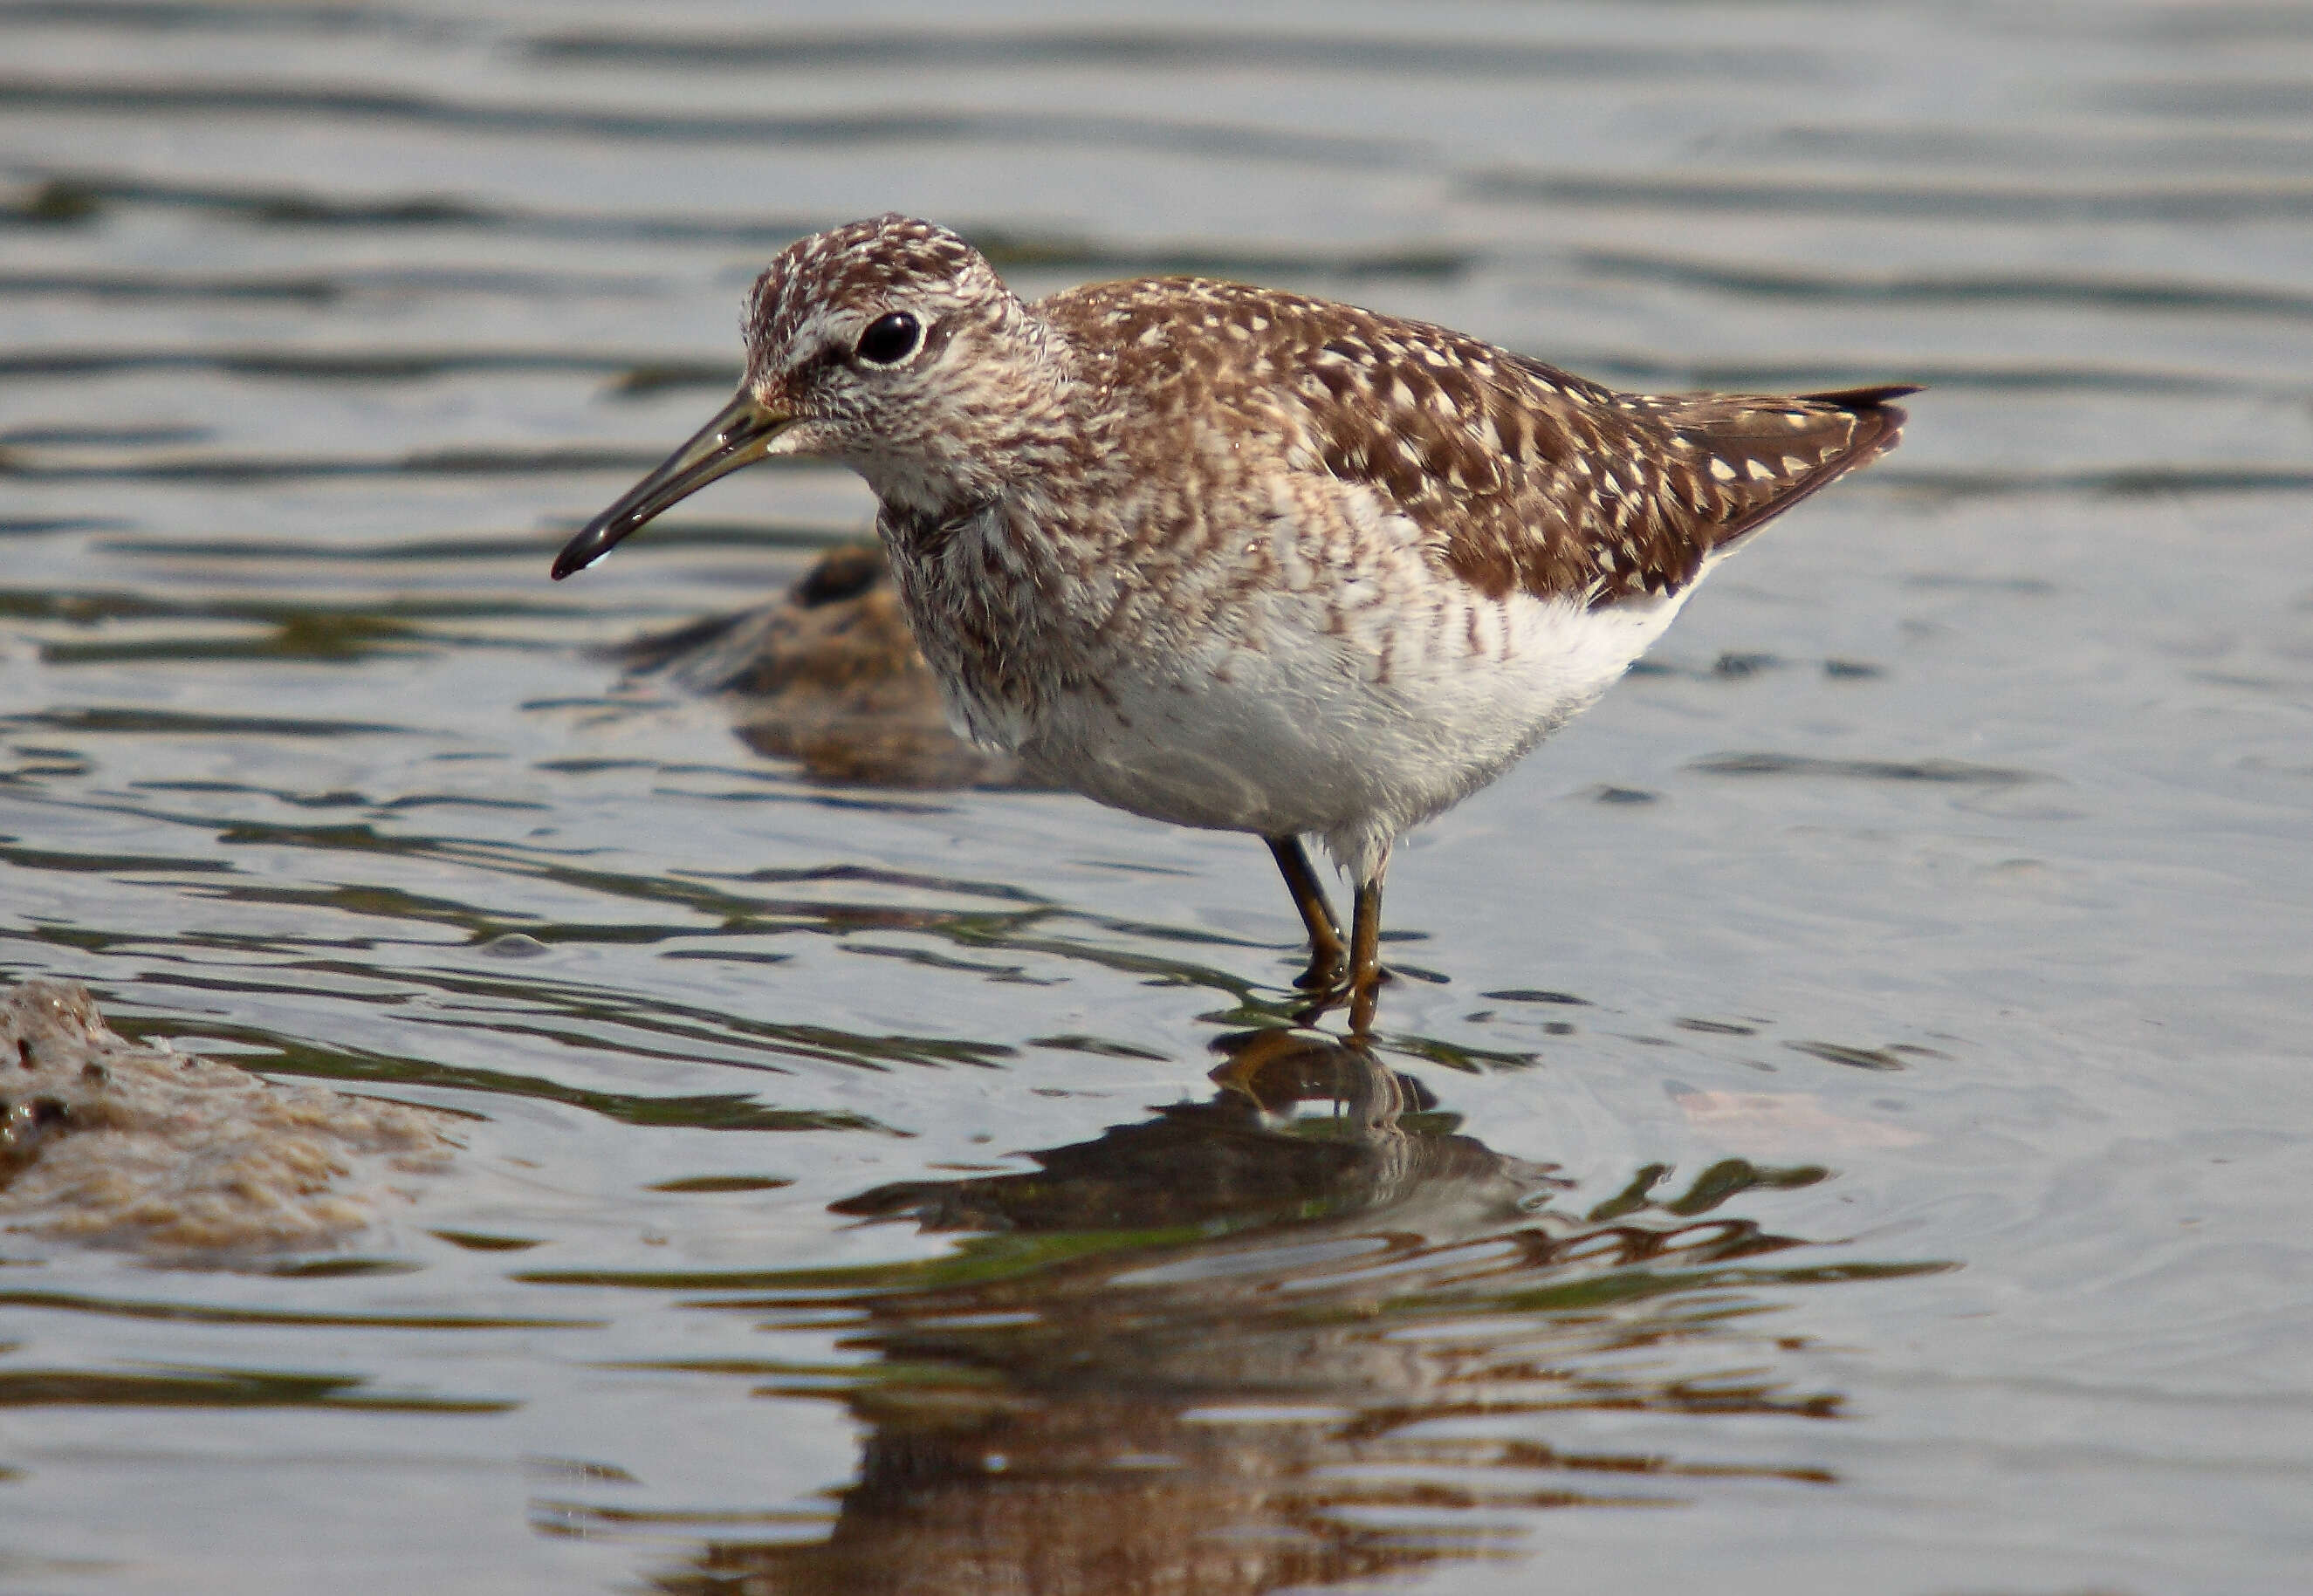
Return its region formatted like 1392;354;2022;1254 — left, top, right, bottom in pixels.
1012;577;1700;880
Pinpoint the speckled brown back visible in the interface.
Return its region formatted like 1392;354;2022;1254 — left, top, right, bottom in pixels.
1040;277;1911;609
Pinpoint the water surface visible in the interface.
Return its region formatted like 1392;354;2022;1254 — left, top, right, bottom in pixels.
2;3;2310;1593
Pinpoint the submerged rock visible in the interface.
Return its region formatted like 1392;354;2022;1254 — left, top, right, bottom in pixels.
615;543;1030;789
0;979;456;1257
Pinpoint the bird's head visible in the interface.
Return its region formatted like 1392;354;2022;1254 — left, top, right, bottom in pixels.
554;215;1065;580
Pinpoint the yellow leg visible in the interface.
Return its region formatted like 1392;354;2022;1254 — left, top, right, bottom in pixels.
1346;874;1384;1034
1266;835;1347;990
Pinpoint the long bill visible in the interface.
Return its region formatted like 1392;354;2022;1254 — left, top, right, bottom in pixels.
551;390;793;579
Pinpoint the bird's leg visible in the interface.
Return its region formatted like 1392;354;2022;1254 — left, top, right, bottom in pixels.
1347;871;1386;1035
1266;835;1347;990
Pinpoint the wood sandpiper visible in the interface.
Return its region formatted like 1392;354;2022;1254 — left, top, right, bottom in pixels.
556;215;1913;1031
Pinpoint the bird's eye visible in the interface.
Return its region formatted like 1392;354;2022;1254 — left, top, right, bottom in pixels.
854;312;922;365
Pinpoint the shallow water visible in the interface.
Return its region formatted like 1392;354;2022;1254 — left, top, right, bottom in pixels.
3;3;2311;1592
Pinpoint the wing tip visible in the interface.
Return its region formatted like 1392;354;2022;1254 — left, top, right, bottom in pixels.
1804;382;1919;461
1803;382;1924;408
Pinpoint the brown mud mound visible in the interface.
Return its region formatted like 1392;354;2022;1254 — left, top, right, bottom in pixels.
1;979;456;1257
615;544;1032;789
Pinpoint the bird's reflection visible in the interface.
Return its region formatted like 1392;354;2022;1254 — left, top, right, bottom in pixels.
649;1027;1934;1596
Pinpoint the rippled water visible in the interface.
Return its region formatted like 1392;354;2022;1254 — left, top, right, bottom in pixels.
3;3;2311;1593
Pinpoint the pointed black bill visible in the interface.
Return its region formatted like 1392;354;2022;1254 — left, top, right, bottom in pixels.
551;390;792;579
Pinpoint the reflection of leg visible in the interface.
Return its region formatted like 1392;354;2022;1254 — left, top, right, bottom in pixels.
1205;1024;1417;1139
1266;835;1347;990
1347;871;1385;1034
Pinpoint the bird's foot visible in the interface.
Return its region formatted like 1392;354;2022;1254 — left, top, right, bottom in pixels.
1288;963;1390;1035
1293;949;1348;992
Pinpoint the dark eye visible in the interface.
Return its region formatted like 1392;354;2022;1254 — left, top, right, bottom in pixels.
855;312;922;365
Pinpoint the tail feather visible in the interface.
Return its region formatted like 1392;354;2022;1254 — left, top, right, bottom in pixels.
1801;383;1918;469
1668;381;1919;554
